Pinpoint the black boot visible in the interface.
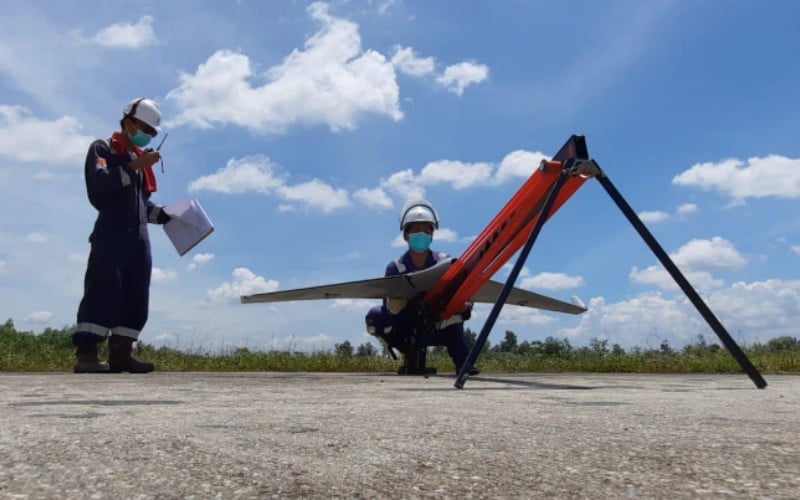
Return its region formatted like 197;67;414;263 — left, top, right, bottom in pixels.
73;345;109;373
108;335;154;373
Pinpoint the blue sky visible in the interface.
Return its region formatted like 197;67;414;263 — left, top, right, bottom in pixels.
1;0;799;353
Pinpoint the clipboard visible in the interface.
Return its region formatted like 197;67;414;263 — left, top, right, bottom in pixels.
162;198;215;256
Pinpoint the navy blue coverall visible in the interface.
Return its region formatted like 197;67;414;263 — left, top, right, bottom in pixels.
73;134;168;347
366;249;471;371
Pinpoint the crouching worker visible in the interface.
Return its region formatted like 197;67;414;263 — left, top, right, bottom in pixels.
365;199;479;376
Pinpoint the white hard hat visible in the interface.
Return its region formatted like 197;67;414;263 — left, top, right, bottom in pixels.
399;198;439;231
123;98;162;131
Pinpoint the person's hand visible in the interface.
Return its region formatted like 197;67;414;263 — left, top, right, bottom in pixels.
156;209;171;225
130;150;161;171
386;297;407;314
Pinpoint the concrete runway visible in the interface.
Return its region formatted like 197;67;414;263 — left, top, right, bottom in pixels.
1;372;798;499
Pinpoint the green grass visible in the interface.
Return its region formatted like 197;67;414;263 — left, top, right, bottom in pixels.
2;326;799;374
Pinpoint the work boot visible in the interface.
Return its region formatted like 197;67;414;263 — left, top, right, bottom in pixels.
73;345;109;373
108;335;154;373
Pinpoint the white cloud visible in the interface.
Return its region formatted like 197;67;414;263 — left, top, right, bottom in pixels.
630;266;723;292
673;237;747;271
380;169;425;200
166;3;402;133
562;279;800;348
187;253;215;272
436;61;489;96
391;46;435;77
24;232;48;243
278;204;296;213
672;155;800;201
277;179;351;214
494;150;548;184
792;245;800;256
25;311;52;323
152;267;178;283
353;187;393;209
189;155;349;213
639;211;669;223
92;15;158;49
207;267;279;303
559;293;704;348
0;106;93;166
189;155;285;194
629;237;746;292
419;160;493;190
676;203;698;215
520;272;585;291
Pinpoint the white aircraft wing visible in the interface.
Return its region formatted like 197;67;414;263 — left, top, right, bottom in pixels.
241;257;586;315
472;281;587;315
240;258;455;304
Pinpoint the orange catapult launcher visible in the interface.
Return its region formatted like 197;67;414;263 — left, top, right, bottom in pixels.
420;135;766;390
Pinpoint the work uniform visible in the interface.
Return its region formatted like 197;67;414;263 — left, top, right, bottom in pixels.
73;132;168;347
366;249;472;371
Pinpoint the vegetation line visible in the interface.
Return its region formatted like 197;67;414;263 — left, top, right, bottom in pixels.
2;320;798;373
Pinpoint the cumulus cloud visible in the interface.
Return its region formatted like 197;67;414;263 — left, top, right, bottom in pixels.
166;3;402;133
152;267;178;283
277;180;350;214
390;46;435;77
189;155;285;194
673;155;800;201
436;61;489;95
676;203;698;215
92;15;158;49
562;279;800;348
189;155;348;213
419;160;493;190
639;211;669;223
520;272;585;291
629;237;746;291
494;150;548;185
25;311;53;323
207;267;279;303
0;106;93;166
353;187;393;209
187;253;215;272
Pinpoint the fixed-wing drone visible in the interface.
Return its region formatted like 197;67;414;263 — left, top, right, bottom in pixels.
241;135;767;390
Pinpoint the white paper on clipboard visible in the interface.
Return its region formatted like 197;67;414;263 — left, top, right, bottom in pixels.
162;198;214;257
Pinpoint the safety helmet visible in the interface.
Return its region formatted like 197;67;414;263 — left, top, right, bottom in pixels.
123;98;162;131
399;198;439;231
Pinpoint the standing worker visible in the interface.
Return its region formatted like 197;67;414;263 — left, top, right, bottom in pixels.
72;97;171;373
365;198;479;375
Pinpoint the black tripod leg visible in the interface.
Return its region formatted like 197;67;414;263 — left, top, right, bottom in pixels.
595;168;767;389
455;171;570;389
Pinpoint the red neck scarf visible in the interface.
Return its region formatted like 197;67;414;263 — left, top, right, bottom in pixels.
109;131;157;193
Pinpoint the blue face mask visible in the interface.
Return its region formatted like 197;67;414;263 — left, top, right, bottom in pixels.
129;131;152;148
408;232;432;253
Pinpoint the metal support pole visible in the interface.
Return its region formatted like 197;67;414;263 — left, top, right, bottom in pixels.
594;165;767;389
455;167;570;389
